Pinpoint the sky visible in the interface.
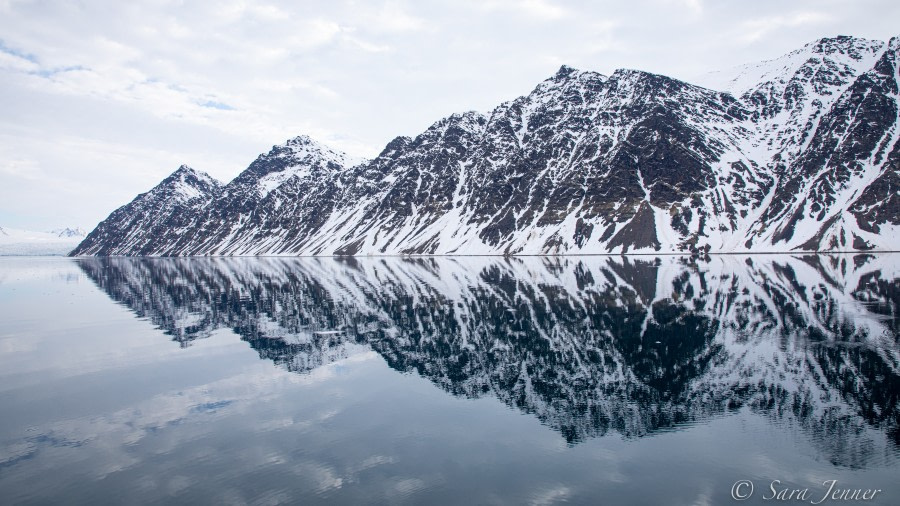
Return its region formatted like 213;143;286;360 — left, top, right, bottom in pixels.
1;0;898;231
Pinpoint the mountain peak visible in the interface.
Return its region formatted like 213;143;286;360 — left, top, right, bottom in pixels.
889;35;900;51
698;34;886;97
555;64;578;78
447;111;488;129
525;65;607;105
422;111;488;138
162;165;218;185
609;67;663;80
267;134;366;168
167;164;202;179
156;165;221;203
50;227;87;238
544;64;608;85
378;135;412;159
284;134;316;147
807;34;884;56
604;67;699;97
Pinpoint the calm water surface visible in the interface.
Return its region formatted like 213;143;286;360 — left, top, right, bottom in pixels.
0;255;898;505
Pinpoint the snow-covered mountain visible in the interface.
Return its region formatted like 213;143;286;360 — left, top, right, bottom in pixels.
51;227;88;238
0;226;86;256
73;35;900;256
75;254;900;461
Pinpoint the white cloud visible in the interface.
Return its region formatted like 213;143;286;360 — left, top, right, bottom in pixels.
474;0;570;20
520;0;569;19
250;77;341;99
246;2;292;21
368;2;429;32
0;156;42;181
0;49;38;72
675;0;703;16
738;11;834;44
345;36;392;53
285;19;344;50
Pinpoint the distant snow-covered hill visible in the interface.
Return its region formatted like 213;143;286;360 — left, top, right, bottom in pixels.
0;226;86;256
73;35;900;256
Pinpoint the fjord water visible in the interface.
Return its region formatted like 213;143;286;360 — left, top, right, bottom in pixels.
0;255;897;505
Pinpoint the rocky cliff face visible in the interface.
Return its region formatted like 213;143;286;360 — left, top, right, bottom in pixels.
73;35;900;256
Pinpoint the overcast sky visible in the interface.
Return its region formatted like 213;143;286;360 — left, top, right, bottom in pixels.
1;0;898;231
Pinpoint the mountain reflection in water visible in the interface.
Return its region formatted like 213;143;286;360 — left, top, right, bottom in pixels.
77;254;900;467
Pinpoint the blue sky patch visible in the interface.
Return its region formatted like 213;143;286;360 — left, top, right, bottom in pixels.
199;100;235;111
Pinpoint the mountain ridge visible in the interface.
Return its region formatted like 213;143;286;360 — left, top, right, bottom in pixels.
72;35;900;256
